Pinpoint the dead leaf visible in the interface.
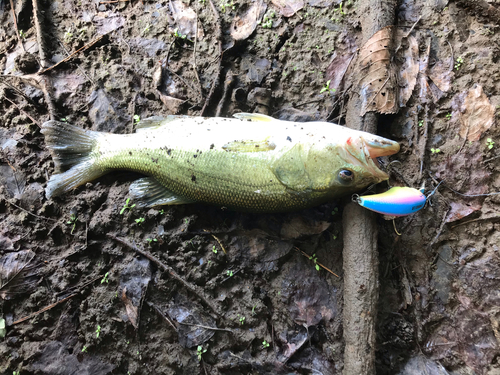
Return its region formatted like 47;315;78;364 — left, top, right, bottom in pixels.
0;250;41;300
356;26;398;115
325;33;357;93
280;215;331;240
271;0;304;17
397;32;419;107
119;257;151;329
167;302;216;348
0;164;26;199
230;0;267;41
458;85;495;141
446;201;482;223
428;61;453;93
169;1;203;41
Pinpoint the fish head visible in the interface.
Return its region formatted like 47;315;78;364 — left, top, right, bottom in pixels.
306;132;400;195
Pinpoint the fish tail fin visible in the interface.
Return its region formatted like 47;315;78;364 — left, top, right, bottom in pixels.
41;120;105;199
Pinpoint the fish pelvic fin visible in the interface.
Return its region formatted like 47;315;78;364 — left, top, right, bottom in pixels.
41;120;105;199
129;177;196;207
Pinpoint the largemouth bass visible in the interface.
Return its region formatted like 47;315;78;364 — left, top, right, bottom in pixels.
41;113;400;213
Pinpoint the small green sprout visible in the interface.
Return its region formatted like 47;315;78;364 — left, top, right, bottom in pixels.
320;80;336;94
197;345;207;361
133;114;141;123
418;120;424;127
64;28;73;43
159;209;165;214
445;113;452;120
486;138;495;149
212;245;218;254
309;254;320;271
173;28;187;39
238;315;245;325
219;0;235;13
19;30;26;39
135;217;145;225
146;238;158;244
101;272;109;284
331;207;339;215
262;340;270;348
143;24;151;34
454;57;463;70
251;304;257;316
430;148;441;154
67;213;78;234
120;198;136;214
61;118;67;122
226;270;233;277
82;346;88;353
95;325;101;338
184;218;190;225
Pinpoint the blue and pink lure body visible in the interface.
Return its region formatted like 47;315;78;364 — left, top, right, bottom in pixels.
354;187;426;217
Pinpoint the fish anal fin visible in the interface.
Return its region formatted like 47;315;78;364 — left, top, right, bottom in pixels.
222;139;276;152
233;112;274;122
129;177;195;207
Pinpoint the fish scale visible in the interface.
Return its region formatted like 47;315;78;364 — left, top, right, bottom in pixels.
41;113;400;213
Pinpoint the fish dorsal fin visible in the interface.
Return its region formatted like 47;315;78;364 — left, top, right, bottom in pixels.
135;115;191;132
222;138;276;152
129;177;195;207
233;112;275;122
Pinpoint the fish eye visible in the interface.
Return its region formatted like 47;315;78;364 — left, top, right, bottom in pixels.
338;169;354;183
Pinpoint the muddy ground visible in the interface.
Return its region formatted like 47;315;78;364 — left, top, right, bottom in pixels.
1;0;500;374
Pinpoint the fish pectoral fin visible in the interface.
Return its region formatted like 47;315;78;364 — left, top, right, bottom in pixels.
233;112;275;122
271;143;312;191
129;177;195;207
222;139;276;152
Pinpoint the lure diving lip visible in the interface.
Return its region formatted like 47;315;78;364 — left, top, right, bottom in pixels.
353;186;426;217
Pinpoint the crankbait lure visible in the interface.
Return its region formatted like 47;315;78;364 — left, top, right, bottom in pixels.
353;186;426;217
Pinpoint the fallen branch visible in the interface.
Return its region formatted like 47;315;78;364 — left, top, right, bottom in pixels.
108;234;221;317
9;0;26;52
12;293;78;325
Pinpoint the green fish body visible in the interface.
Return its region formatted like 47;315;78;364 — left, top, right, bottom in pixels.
41;113;400;212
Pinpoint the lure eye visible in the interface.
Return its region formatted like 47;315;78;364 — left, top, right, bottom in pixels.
339;169;354;181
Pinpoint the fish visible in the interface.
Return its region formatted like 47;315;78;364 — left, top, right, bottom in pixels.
353;186;426;217
41;113;400;213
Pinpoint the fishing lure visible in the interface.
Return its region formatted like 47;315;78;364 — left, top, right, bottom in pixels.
353;186;426;217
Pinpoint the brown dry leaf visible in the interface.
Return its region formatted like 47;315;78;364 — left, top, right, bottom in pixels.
119;257;151;329
169;0;203;41
0;250;40;300
121;287;139;329
428;61;453;93
230;0;267;41
397;32;419;107
271;0;304;17
356;26;398;115
458;85;495;141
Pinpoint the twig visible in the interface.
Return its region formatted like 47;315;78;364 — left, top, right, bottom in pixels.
483;154;500;164
426;207;451;252
12;293;78;325
294;247;340;278
393;16;421;55
147;301;178;331
7;200;57;222
204;230;227;254
177;321;233;333
215;69;234;117
9;0;26;52
192;13;203;99
108;234;221;317
451;216;500;229
32;0;49;69
2;96;41;127
57;39;97;86
201;0;222;116
99;0;130;3
39;34;106;75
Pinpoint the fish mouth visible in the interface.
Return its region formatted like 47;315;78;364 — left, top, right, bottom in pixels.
364;137;400;158
346;136;400;181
